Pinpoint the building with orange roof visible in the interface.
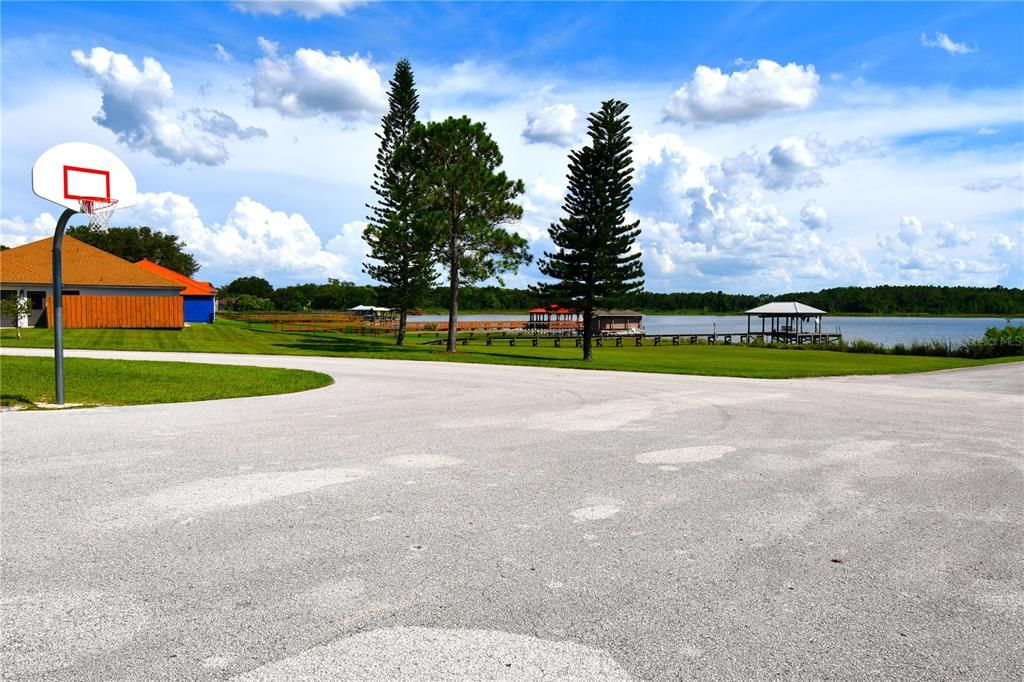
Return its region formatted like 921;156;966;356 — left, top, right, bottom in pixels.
135;259;217;323
1;236;185;329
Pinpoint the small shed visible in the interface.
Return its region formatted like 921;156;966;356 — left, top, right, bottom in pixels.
135;259;217;323
593;309;644;335
745;301;827;341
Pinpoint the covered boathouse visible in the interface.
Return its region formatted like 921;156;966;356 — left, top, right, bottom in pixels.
744;301;840;344
526;304;581;332
593;309;644;335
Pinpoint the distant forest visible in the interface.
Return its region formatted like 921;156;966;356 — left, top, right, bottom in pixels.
220;278;1024;316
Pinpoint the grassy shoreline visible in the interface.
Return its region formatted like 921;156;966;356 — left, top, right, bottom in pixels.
3;322;1020;380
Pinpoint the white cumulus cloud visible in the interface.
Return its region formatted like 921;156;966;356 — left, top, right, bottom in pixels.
759;135;841;190
522;104;578;146
990;230;1023;286
873;218;1007;284
921;32;976;56
990;232;1017;254
628;132;874;291
529;176;565;205
71;47;264;165
249;38;386;119
717;134;870;192
935;221;975;248
233;1;366;19
800;201;831;230
897;216;925;246
764;136;839;189
0;212;59;247
664;59;820;124
117;192;366;282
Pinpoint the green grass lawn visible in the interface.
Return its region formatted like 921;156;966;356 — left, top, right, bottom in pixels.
2;321;1020;379
0;355;332;408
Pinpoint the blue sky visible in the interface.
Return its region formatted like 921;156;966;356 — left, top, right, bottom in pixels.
2;1;1022;292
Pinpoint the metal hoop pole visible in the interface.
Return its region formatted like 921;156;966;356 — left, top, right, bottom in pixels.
52;207;77;405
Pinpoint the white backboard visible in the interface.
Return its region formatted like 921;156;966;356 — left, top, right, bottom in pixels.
32;142;137;212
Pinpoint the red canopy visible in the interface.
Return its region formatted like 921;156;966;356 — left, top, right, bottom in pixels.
528;304;576;314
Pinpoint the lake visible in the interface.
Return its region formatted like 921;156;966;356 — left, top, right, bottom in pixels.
412;314;1013;346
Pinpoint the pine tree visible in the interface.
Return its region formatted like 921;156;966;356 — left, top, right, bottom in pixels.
363;59;436;345
407;116;529;353
537;99;644;360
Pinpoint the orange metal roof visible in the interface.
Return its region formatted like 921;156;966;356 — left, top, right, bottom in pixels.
0;237;183;290
135;259;216;296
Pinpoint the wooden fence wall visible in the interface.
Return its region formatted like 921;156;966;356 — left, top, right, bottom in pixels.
46;295;184;329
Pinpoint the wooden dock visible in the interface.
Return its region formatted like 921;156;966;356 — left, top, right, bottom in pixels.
421;330;843;347
227;312;842;346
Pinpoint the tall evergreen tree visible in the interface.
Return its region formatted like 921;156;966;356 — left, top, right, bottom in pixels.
363;59;436;345
537;99;644;360
407;116;529;353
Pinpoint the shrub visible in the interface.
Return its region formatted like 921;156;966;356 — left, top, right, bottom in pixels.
907;339;953;357
977;320;1024;357
847;339;887;354
230;294;275;312
762;320;1023;359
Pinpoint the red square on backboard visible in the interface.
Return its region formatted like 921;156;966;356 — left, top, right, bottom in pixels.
63;165;111;202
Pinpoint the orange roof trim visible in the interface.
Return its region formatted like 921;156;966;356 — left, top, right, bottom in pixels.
528;304;577;314
134;259;217;296
0;237;184;290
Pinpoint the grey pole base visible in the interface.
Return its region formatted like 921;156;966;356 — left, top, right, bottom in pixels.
52;208;78;405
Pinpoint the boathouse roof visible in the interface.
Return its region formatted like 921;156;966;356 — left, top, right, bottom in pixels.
745;301;827;315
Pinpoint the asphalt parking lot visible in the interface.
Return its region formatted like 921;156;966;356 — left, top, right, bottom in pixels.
2;348;1022;680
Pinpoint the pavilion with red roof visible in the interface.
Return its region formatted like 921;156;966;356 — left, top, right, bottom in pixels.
527;304;581;332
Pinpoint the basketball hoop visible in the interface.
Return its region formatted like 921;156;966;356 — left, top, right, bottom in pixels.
32;142;137;405
80;198;119;231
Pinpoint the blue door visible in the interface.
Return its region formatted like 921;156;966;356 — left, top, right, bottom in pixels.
183;296;214;323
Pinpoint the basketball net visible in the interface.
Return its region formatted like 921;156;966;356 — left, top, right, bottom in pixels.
79;199;118;231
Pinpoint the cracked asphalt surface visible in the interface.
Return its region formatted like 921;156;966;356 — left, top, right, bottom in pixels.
2;348;1022;680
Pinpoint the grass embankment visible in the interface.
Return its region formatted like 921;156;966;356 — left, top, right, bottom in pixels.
0;355;332;408
3;322;1021;379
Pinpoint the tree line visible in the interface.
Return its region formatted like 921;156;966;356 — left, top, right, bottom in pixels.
215;277;1024;317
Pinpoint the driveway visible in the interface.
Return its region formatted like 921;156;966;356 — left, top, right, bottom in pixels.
2;348;1022;680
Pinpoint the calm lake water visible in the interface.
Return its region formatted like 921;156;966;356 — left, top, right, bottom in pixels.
413;314;1013;346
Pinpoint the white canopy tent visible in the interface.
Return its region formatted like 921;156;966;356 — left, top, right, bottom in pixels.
347;305;397;321
348;305;394;312
745;301;828;341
